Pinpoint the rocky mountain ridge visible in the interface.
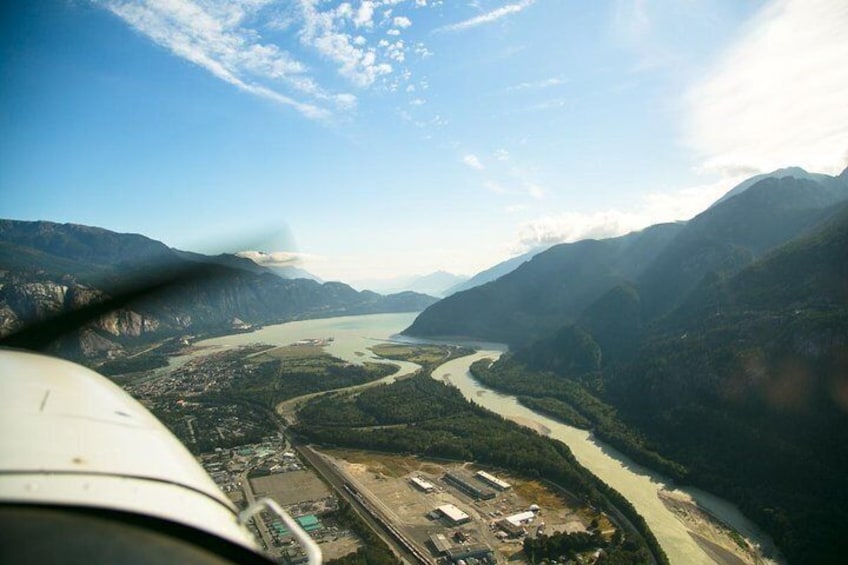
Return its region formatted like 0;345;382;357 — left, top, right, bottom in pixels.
0;220;437;359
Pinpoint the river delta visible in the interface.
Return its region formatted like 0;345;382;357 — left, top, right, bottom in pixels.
158;313;779;564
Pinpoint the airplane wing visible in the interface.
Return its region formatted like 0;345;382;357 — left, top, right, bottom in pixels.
0;349;320;564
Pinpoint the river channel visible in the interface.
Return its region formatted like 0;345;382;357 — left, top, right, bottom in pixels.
188;312;778;565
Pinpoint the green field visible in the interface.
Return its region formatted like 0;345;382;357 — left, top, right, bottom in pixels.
370;343;468;366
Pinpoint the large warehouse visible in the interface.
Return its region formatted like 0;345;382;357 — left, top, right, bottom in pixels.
475;470;511;491
443;471;496;500
436;503;471;525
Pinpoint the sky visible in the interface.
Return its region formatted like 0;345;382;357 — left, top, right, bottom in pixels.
2;0;847;283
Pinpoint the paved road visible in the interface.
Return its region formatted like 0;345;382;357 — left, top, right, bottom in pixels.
295;443;422;565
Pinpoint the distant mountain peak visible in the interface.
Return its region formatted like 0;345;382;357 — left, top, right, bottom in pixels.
712;165;839;207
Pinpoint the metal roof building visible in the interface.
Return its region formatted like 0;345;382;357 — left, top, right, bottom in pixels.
443;471;496;500
475;470;511;491
409;476;436;493
428;533;453;555
505;510;536;527
436;503;471;525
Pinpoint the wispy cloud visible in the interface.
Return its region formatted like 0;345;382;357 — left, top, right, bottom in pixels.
437;0;535;33
463;154;485;170
99;0;438;120
516;175;743;249
101;0;334;119
297;0;394;88
506;77;566;91
687;0;848;175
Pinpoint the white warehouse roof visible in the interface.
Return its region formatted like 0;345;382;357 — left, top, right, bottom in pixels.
475;470;511;490
437;504;470;523
410;476;435;491
505;511;536;527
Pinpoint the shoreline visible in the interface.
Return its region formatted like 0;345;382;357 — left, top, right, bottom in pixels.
657;489;778;565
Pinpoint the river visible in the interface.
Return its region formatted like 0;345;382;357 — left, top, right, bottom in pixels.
188;313;779;565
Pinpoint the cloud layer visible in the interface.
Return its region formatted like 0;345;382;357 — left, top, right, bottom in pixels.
687;0;848;175
99;0;436;119
437;0;535;33
517;175;742;249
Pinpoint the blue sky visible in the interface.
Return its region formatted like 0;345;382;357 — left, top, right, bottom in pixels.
2;1;847;283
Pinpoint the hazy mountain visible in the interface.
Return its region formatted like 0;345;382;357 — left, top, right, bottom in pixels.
0;220;437;358
405;167;848;345
404;222;684;346
444;246;549;296
711;166;842;207
351;270;465;297
407;271;467;296
270;265;323;282
636;173;848;319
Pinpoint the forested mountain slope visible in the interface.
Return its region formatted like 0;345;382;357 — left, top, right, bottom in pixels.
473;200;848;563
404;222;684;346
405;168;848;346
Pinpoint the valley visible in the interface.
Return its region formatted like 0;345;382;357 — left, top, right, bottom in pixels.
113;313;780;565
3;167;847;564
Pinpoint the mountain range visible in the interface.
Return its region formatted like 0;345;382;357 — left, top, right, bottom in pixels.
351;270;468;297
443;245;549;296
406;166;848;563
0;220;437;359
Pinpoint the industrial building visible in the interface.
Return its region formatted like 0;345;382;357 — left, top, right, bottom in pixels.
429;533;453;555
496;518;525;538
443;471;496;500
436;503;471;525
429;534;493;563
409;476;436;493
505;510;536;527
447;544;493;562
496;510;536;538
475;470;511;491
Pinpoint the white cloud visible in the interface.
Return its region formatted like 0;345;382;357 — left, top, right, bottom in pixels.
437;0;535;33
507;77;565;91
393;16;412;28
353;1;376;28
101;0;333;119
413;42;432;57
463;154;485;170
513;97;568;113
298;0;393;88
101;0;438;117
518;211;647;248
236;250;319;267
687;0;848;175
517;174;744;248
